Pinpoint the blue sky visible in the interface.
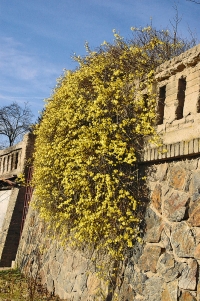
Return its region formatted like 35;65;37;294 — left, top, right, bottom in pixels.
0;0;199;121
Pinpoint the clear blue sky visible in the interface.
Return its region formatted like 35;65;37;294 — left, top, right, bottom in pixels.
0;0;199;120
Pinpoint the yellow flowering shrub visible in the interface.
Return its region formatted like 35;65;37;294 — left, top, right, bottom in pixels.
33;28;190;259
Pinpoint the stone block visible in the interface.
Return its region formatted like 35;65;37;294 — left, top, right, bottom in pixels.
156;163;168;182
161;280;178;301
86;273;101;296
72;273;87;293
171;222;195;257
188;77;200;87
197;283;200;301
151;184;162;213
131;270;148;295
187;70;200;82
166;85;178;96
46;274;55;293
188;203;200;227
143;277;163;301
49;259;61;280
189;170;200;200
157;123;166;133
163;191;189;222
169;165;187;190
117;282;136;301
165;94;177;103
186;85;199;96
157;252;184;282
138;245;161;273
180;291;197;301
194;243;200;260
144;207;163;243
179;259;197;291
62;272;76;292
185;114;195;124
160;226;172;251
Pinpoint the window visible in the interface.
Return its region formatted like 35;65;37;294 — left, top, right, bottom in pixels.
197;96;200;113
7;155;10;171
2;157;5;172
11;154;14;170
176;77;186;120
14;152;19;169
157;85;166;125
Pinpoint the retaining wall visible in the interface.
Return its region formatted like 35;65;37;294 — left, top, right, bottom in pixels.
15;45;200;300
0;133;35;267
15;155;200;301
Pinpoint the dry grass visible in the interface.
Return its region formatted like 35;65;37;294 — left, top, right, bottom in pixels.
0;269;63;301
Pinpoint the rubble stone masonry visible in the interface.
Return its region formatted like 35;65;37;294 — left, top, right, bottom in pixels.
16;45;200;300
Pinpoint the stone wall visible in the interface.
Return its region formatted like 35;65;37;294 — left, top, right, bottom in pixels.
125;158;200;301
15;155;200;301
0;133;35;267
0;190;12;229
0;187;26;267
15;45;200;300
0;133;35;179
155;44;200;145
16;207;110;300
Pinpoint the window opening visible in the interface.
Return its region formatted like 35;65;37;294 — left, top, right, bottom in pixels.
157;85;166;125
14;152;19;169
197;95;200;113
7;155;10;171
2;157;5;173
11;154;14;170
176;77;186;120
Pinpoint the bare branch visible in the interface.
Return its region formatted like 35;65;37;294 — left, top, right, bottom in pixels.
0;102;33;147
169;3;182;45
186;0;200;3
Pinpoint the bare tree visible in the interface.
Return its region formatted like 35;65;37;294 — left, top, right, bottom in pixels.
0;102;33;147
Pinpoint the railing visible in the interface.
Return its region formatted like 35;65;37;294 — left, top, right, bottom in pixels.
0;150;22;176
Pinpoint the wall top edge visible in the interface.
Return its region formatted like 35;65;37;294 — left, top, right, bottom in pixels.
155;43;200;81
142;137;200;163
0;143;23;156
0;133;34;157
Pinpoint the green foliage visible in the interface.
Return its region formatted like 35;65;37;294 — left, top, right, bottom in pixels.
33;27;191;259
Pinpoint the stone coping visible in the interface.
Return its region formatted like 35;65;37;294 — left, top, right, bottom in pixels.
155;44;200;81
0;142;23;157
142;137;200;162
